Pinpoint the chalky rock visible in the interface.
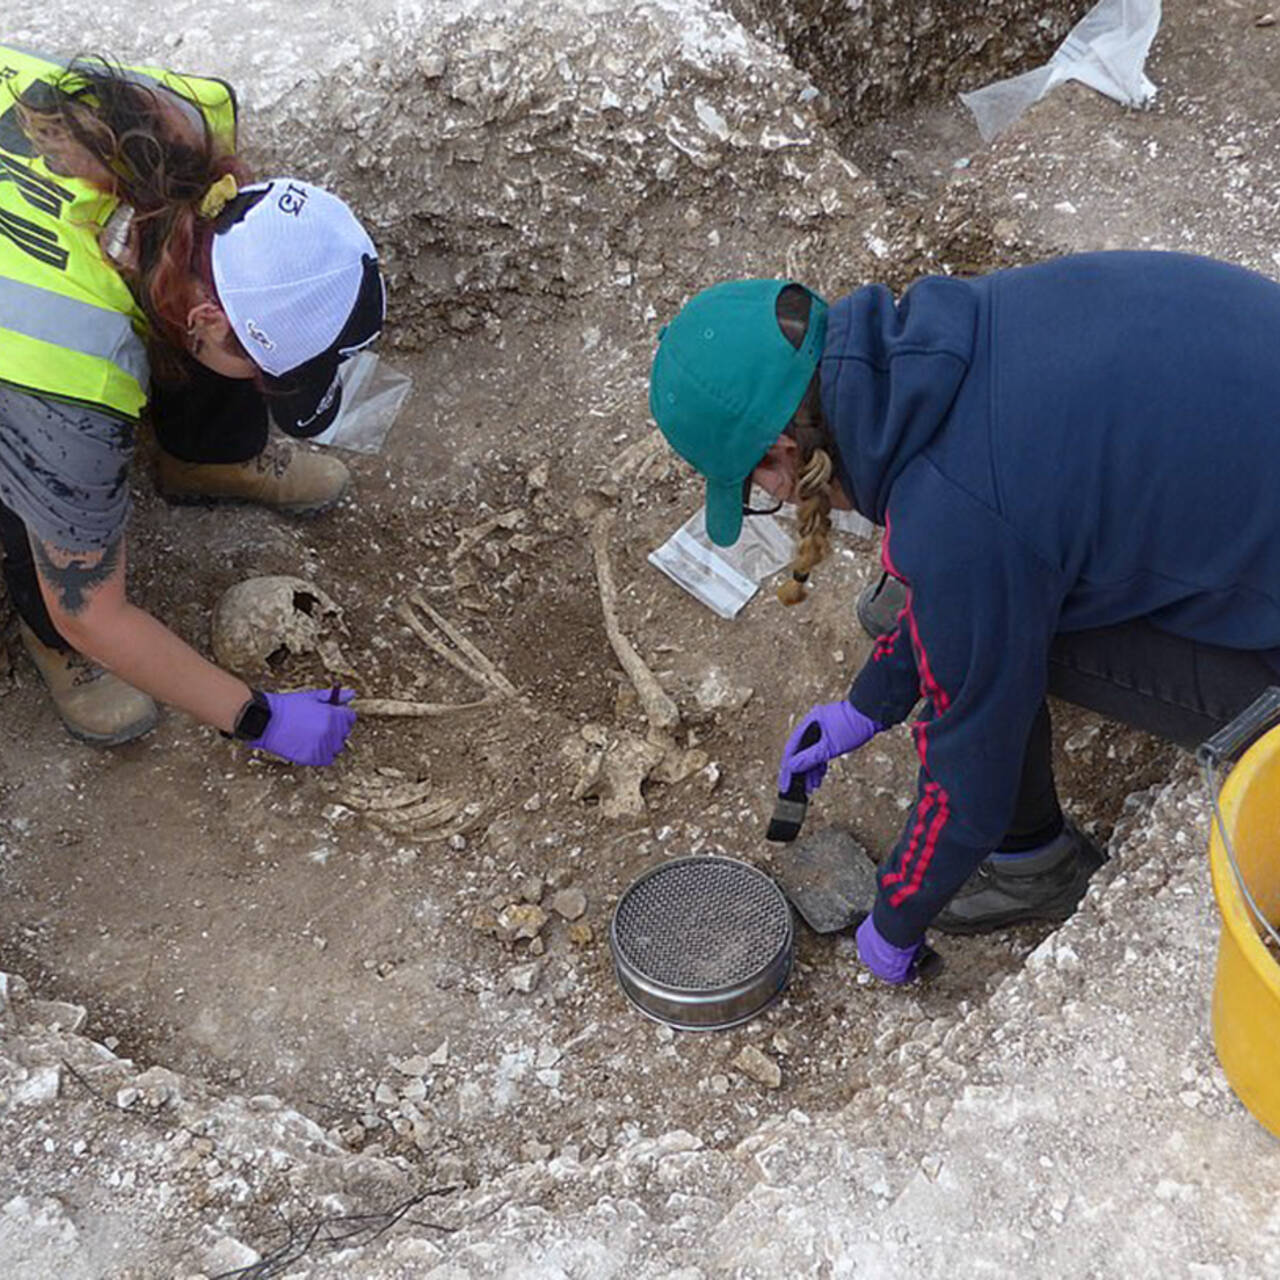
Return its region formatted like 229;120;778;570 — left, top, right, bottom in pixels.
15;0;891;349
732;1045;782;1090
10;1066;60;1107
496;904;549;943
210;576;345;677
551;888;587;921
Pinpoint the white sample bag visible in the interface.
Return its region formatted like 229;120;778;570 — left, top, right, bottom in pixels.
648;506;795;620
310;351;413;454
961;0;1162;142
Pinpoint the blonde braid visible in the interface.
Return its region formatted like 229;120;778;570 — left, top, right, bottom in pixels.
776;446;834;606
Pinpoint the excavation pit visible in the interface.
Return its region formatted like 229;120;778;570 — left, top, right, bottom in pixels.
9;1;1273;1274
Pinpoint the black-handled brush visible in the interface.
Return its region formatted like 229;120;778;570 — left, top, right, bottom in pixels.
766;722;821;843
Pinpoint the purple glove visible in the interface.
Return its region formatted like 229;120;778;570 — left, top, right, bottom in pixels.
249;688;357;766
778;701;882;796
856;915;922;985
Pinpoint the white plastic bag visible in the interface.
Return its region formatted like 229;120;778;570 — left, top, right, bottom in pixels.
310;351;412;454
961;0;1162;143
648;506;795;620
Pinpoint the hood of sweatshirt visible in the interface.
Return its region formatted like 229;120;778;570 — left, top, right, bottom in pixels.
819;277;979;525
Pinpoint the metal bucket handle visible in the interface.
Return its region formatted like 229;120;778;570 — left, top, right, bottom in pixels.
1197;686;1280;953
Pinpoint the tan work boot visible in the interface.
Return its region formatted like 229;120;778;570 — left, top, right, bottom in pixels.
19;622;158;746
155;437;350;515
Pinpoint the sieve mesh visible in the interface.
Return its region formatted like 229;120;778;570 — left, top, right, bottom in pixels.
612;858;791;991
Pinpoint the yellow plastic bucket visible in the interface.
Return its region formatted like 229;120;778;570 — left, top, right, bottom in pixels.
1207;724;1280;1138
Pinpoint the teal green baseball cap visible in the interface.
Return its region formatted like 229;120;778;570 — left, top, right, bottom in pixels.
648;279;828;546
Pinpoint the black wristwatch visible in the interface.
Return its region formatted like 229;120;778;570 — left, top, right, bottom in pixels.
230;689;272;741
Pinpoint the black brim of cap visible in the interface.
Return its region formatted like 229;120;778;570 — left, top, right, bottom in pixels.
262;352;344;437
261;252;386;438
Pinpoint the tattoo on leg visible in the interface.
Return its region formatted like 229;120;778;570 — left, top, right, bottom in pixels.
33;536;122;615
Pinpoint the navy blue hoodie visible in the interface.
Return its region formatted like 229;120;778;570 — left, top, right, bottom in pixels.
824;251;1280;946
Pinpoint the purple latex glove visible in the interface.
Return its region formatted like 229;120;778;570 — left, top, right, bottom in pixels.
778;700;882;796
249;688;357;766
856;915;922;985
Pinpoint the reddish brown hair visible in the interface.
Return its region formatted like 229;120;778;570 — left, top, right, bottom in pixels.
18;56;253;379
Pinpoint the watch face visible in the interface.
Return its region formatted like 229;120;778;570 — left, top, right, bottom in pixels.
236;694;271;741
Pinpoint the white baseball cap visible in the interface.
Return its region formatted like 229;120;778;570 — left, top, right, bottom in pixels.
210;178;386;434
211;177;384;377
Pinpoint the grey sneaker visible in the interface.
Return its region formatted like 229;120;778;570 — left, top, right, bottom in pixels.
933;823;1108;935
856;573;908;639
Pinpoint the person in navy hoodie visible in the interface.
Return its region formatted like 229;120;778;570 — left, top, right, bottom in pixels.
649;253;1280;983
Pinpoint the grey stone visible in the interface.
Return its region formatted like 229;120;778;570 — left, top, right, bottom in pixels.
391;1055;433;1077
508;962;542;993
11;1066;60;1107
551;888;587;921
204;1237;260;1272
694;670;754;713
25;1000;87;1034
0;972;29;1016
732;1046;782;1090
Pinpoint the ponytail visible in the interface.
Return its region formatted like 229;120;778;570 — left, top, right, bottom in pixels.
775;374;838;606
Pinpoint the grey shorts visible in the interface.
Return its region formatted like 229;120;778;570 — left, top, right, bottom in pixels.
0;384;134;552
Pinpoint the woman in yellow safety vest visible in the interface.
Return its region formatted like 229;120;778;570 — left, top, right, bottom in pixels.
0;48;384;764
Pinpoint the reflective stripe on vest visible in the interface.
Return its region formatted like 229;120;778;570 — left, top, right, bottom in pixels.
0;45;236;420
0;275;148;383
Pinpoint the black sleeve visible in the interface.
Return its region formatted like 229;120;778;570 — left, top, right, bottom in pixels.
149;358;269;461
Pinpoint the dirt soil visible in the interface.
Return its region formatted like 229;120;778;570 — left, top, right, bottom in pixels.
0;263;1176;1192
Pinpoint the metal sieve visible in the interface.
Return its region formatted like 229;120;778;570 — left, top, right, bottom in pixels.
609;856;794;1030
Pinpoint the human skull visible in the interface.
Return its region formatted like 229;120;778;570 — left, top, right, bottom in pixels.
211;576;346;676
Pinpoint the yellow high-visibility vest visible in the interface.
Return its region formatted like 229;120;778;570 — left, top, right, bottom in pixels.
0;45;238;420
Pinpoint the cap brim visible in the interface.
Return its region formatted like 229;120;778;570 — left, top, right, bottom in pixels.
705;477;744;547
262;354;343;437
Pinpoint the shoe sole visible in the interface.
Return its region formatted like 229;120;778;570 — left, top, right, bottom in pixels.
157;478;349;517
933;859;1107;935
933;900;1085;935
61;710;160;747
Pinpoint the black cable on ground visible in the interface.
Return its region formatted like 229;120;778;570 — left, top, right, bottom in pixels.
211;1187;460;1280
57;1058;464;1277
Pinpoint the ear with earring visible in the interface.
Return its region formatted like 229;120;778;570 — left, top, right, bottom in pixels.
186;323;203;357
